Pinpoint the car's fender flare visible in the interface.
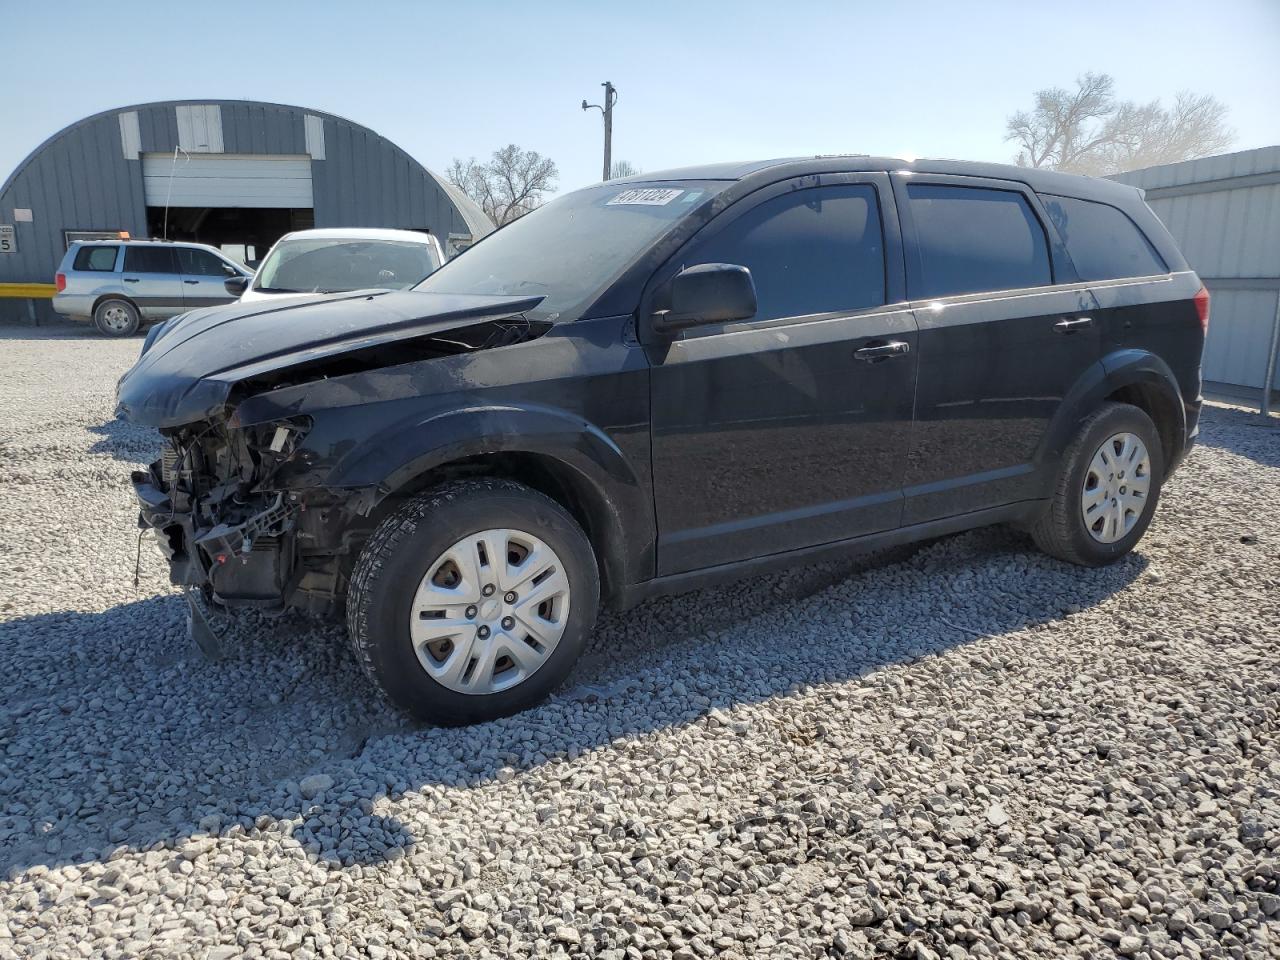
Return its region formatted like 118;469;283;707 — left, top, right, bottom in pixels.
1037;349;1186;480
327;402;654;592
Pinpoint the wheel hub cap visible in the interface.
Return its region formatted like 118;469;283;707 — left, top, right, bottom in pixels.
409;528;571;696
1081;432;1151;544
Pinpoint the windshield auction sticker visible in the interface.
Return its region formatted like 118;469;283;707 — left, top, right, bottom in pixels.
607;188;684;206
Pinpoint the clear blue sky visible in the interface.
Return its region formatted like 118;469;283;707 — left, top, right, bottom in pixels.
2;0;1277;195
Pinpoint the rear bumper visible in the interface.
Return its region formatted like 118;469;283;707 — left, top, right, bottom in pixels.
1168;395;1201;476
51;293;94;320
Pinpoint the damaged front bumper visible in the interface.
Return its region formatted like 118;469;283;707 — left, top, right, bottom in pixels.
132;460;300;612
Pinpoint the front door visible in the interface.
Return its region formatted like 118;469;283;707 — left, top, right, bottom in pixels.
891;175;1101;523
121;245;186;319
177;246;241;309
644;175;919;576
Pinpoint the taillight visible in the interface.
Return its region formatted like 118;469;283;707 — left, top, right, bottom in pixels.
1193;286;1210;335
55;272;66;292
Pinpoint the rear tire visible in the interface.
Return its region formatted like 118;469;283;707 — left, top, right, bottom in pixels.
346;478;600;725
1031;402;1164;566
93;298;140;337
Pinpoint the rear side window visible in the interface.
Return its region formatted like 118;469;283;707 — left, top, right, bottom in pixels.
178;247;234;276
1040;195;1167;281
905;184;1051;299
73;246;118;271
687;184;885;322
123;246;178;274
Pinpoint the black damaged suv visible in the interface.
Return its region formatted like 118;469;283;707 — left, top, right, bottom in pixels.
118;157;1206;725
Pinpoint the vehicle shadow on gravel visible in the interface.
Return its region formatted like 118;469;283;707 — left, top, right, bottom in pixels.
0;528;1146;877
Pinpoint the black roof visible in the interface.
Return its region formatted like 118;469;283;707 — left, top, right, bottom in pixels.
621;155;1142;205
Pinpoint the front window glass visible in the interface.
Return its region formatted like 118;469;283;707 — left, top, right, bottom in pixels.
415;181;729;319
681;185;886;322
254;238;442;294
179;247;236;277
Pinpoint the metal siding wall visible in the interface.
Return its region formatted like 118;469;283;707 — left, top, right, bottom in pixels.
137;105;178;154
1199;288;1280;389
0;113;146;285
1113;147;1280;391
306;112;470;239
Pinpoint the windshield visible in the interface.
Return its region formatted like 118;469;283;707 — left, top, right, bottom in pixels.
254;237;441;294
414;180;728;319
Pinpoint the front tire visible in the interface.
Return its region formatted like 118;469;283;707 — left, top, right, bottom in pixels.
1031;402;1164;566
93;298;140;337
346;479;600;725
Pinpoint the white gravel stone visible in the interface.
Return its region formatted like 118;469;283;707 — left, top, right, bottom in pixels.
1;325;1278;960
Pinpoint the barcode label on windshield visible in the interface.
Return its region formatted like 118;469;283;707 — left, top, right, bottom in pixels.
607;188;684;206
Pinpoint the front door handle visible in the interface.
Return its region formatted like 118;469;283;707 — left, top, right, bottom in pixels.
854;340;911;362
183;279;199;285
1053;316;1093;333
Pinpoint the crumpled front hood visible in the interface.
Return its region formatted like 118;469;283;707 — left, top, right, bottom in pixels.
115;289;543;428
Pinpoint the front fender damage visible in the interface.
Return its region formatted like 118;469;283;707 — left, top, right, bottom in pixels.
128;314;553;619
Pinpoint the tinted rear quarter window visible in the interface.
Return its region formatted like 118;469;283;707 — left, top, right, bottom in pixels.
1040;194;1167;281
73;246;118;271
123;247;178;274
688;184;885;322
905;184;1051;299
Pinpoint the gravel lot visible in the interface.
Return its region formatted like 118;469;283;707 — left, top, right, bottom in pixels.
0;323;1277;960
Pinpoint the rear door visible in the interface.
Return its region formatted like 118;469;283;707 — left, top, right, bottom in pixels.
121;246;185;319
643;174;919;575
177;247;241;309
892;175;1098;523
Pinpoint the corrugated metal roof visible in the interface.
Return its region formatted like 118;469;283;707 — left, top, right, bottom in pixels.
1110;145;1280;191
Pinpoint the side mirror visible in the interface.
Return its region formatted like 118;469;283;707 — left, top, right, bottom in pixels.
653;263;757;333
223;275;250;297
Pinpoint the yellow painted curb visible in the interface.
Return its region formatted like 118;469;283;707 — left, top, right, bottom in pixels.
0;283;57;298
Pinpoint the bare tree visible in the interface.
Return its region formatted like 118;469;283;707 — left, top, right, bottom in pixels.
447;145;558;225
1006;73;1234;175
609;160;642;180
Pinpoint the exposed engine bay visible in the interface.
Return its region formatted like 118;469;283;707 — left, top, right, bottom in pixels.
128;312;550;617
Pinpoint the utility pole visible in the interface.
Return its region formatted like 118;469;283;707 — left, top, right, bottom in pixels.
581;81;618;180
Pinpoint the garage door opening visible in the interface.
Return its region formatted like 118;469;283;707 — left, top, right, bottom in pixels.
146;206;314;266
141;153;316;265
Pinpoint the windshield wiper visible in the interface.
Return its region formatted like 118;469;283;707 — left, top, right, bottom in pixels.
254;286;304;294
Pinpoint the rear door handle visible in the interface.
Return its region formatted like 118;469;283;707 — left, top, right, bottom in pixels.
123;277;139;283
854;340;911;361
183;279;199;285
1053;316;1093;333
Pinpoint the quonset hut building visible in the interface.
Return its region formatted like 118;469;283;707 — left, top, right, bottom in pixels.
0;99;492;320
